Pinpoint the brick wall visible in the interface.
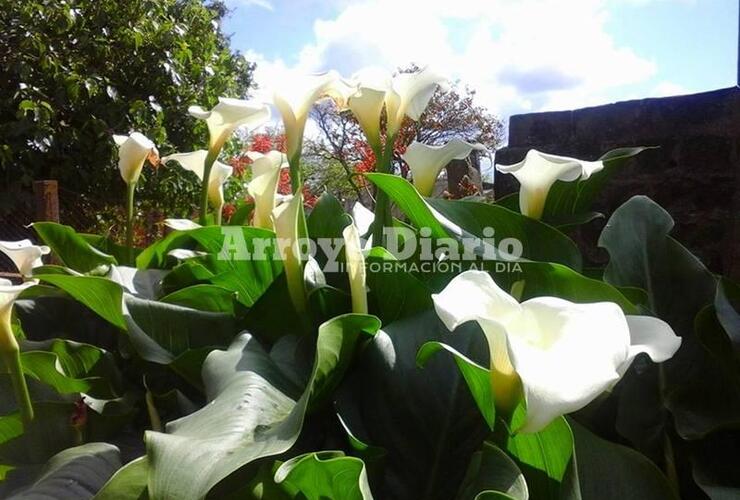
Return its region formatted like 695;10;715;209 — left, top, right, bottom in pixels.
494;87;740;280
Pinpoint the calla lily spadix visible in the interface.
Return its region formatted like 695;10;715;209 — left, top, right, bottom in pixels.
246;150;287;230
113;132;159;185
402;139;489;197
433;270;681;433
0;240;50;276
188;98;271;154
496;150;604;220
162;151;234;224
272;194;307;315
273;71;354;191
342;219;368;314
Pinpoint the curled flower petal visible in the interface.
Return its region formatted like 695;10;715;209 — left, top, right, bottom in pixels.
162;151;233;208
114;132;158;185
496;150;603;220
342;219;367;314
403;139;488;197
188;98;270;153
0;240;50;276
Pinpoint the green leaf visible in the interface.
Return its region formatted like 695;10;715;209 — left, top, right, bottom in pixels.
427;199;582;270
4;443;121;500
569;420;676;500
124;295;237;365
417;341;495;430
33;222;117;273
160;284;236;314
274;451;374;500
144;308;380;498
34;274;125;330
337;310;490;500
456;442;529;500
366;247;433;323
307;193;351;240
365;173;449;238
309;314;381;409
598;196;738;441
503;416;579;500
94;456;149;500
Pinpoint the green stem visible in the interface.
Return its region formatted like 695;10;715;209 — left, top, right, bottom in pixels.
371;138;395;249
199;149;219;226
145;389;162;432
1;320;33;428
125;182;136;266
288;151;302;195
214;203;223;226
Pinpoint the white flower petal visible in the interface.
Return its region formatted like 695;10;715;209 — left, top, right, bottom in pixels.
164;219;201;231
620;315;682;375
432;270;520;332
189;98;270;152
343;219;367;314
167;249;207;261
351;202;374;240
387;67;447;136
510;298;630;433
162;150;209;181
248;168;281;230
0;279;38;319
403;139;488;197
0;240;50;276
114;132;157;184
272;194;306;312
495;150;600;219
107;266;166;300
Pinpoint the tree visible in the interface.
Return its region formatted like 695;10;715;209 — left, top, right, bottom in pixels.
0;0;254;217
305;71;505;204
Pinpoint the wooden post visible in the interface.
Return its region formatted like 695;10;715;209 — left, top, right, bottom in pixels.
32;180;59;223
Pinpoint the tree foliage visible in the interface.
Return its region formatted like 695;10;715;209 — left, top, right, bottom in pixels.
0;0;254;215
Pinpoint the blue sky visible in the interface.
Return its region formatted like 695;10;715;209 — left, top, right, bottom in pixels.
221;0;737;120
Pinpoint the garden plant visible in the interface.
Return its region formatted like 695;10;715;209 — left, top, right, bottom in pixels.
0;66;737;500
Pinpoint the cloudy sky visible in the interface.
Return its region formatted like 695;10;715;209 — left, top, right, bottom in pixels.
221;0;736;121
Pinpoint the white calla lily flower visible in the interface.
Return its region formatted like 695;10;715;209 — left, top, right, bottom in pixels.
0;279;37;328
188;98;271;153
164;219;202;231
385;67;448;137
247;150;287;230
347;67;448;149
342;219;368;314
162;151;233;210
273;71;354;163
113;132;158;185
403;139;488;197
272;194;307;313
0;240;50;276
433;270;681;433
496;150;604;220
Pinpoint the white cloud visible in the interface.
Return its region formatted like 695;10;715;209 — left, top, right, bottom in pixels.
246;0;660;119
235;0;274;11
650;81;690;97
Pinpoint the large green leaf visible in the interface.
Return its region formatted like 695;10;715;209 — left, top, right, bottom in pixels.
598;196;739;441
274;451;374;499
456;442;529;500
503;416;580;500
32;222;117;273
4;443;121;500
366;247;433;324
417;341;495;430
337;310;490;500
124;295;237;365
570;420;676;500
34;275;126;330
427;199;582;270
94;456;149;500
159;285;237;315
365;173;449;238
143;311;381;499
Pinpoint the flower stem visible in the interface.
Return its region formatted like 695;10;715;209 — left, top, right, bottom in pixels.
125;182;136;265
0;319;33;428
199;149;219;226
371;139;395;248
289;152;302;194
